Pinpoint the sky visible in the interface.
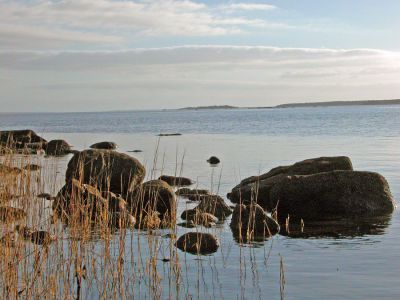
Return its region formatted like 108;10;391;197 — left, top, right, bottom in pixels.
1;0;400;112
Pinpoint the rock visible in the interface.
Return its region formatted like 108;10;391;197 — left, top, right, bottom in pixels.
269;171;395;222
53;179;108;221
0;206;26;222
90;141;117;150
46;140;71;156
23;164;41;171
230;203;280;242
207;156;220;164
228;156;354;205
129;180;176;220
159;175;194;186
135;211;162;230
37;193;52;200
65;149;145;196
24;142;44;150
0;129;47;149
176;188;210;197
175;232;219;255
194;195;232;220
157;133;182;137
181;209;218;227
244;156;353;185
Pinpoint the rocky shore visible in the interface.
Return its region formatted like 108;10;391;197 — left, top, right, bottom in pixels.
0;129;397;254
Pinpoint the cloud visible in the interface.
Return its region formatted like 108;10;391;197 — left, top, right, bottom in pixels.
222;3;276;11
1;45;399;111
0;0;284;50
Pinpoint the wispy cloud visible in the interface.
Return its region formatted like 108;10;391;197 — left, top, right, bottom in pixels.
0;0;283;50
222;3;276;11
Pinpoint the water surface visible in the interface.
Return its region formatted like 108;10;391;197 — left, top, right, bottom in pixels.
1;106;399;299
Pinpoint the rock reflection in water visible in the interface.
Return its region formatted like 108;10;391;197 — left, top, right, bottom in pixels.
279;215;393;239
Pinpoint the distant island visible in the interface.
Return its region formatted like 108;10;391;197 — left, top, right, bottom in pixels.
275;99;400;108
179;105;238;110
178;99;400;110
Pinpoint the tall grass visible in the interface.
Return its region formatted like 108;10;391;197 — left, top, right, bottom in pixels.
0;145;281;299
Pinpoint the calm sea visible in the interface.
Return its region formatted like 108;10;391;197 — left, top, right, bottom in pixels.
1;106;399;299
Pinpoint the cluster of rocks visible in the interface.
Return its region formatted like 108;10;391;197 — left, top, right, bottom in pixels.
1;130;396;253
227;156;395;236
0;129;120;156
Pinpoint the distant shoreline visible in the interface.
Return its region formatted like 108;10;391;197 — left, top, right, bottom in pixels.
179;99;400;110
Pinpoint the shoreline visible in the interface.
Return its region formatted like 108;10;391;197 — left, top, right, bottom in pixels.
179;99;400;111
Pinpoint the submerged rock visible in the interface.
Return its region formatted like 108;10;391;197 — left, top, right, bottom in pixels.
46;140;71;156
159;175;194;186
157;133;182;137
90;141;117;150
207;156;220;164
228;156;354;205
269;170;395;222
65;149;146;196
127;150;143;153
175;232;219;255
230;203;279;242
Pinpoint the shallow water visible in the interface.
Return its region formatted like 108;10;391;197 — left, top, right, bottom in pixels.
1;106;399;299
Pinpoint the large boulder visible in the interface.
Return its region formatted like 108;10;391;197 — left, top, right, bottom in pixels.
175;232;219;255
228;156;354;205
158;175;193;186
65;149;145;196
54;179;135;228
230;203;279;242
128;180;176;221
46;140;71;156
269;171;395;222
0;130;47;149
90;141;117;150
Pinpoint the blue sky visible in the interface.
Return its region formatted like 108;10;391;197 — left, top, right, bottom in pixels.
0;0;399;112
